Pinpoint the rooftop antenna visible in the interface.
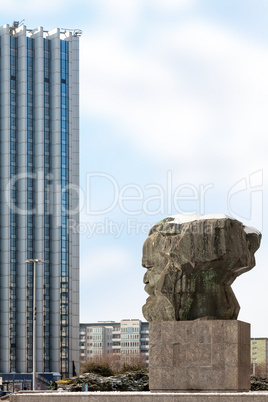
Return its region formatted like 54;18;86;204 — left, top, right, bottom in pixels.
61;28;82;37
10;20;25;35
11;21;19;28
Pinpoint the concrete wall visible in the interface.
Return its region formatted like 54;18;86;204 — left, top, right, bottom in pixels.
7;391;268;402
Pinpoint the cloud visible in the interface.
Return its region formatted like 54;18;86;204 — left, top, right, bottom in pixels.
152;0;195;10
1;0;67;15
88;0;195;25
81;31;211;157
81;18;268;183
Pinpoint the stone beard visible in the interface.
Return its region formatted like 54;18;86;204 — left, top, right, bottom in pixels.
142;214;261;322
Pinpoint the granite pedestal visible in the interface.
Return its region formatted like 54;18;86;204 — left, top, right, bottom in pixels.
149;320;250;392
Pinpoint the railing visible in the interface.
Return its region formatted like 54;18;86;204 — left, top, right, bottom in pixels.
36;374;51;386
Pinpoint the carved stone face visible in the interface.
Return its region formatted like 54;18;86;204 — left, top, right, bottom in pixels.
141;231;180;321
142;234;169;296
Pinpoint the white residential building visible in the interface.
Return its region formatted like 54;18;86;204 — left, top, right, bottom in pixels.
80;320;149;365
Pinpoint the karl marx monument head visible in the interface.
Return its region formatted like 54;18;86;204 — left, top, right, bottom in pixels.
142;214;261;322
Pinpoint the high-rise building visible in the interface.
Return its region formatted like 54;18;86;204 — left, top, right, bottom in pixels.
0;21;80;384
79;320;149;366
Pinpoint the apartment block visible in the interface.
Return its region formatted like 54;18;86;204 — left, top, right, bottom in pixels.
251;338;268;375
79;320;149;365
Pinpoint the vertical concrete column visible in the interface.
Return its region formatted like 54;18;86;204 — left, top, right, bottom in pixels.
0;24;11;373
66;32;80;376
48;28;61;374
16;24;28;372
32;26;45;373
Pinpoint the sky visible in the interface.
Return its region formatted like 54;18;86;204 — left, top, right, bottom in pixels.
1;0;268;337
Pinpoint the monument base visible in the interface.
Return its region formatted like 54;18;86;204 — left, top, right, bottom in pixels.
149;320;250;392
5;391;268;401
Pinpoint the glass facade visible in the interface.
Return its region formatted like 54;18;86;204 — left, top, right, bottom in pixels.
0;23;79;379
26;36;35;372
60;39;70;377
43;37;51;373
9;35;17;372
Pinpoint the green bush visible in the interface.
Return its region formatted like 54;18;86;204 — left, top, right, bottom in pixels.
80;354;148;376
119;362;146;373
81;361;114;377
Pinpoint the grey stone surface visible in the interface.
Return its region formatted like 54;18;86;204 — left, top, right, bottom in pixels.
6;391;268;402
142;214;261;321
149;320;251;392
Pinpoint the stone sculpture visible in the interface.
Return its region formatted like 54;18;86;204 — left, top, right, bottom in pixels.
142;214;261;321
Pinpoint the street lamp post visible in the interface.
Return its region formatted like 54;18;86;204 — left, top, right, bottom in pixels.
25;259;45;391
